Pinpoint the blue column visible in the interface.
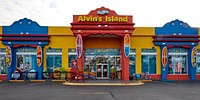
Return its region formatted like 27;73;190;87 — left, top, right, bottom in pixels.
160;46;168;81
37;45;43;80
188;46;196;80
7;45;16;80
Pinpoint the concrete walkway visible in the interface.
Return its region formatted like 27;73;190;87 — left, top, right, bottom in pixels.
63;80;145;86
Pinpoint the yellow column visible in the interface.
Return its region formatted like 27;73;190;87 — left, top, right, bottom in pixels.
156;46;161;74
43;46;47;69
62;48;68;69
136;48;141;74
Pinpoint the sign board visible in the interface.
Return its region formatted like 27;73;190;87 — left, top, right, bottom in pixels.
37;46;42;67
162;46;168;67
124;34;130;58
76;34;83;58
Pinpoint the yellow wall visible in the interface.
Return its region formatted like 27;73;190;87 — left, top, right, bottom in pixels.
0;26;6;48
48;27;73;35
197;28;200;48
47;26;161;74
131;27;161;74
47;27;75;69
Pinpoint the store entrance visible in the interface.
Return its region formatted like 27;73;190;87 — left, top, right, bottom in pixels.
96;64;108;79
84;49;121;80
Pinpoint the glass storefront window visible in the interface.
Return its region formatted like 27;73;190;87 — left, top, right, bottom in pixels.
68;48;77;68
129;49;136;75
129;55;136;75
46;55;62;72
17;55;37;72
0;55;6;74
168;55;187;74
16;48;37;72
196;55;200;74
110;56;121;79
141;49;156;74
68;55;77;67
46;48;62;72
168;48;188;74
142;55;156;74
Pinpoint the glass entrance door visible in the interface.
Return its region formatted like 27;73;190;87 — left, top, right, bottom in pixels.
96;64;108;79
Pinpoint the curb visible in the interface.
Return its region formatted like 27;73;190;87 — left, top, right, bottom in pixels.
30;80;46;82
63;81;144;86
138;80;153;83
9;80;24;82
52;80;66;82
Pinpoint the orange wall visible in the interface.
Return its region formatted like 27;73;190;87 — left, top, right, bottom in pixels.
84;37;121;48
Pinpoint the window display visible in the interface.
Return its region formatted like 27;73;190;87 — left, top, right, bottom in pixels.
168;48;187;74
0;55;6;74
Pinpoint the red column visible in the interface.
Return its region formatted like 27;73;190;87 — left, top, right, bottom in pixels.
77;54;84;71
121;37;130;80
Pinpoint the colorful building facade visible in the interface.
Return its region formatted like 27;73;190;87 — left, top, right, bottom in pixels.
1;7;200;81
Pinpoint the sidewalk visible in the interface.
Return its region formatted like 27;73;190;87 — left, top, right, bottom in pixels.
63;80;145;86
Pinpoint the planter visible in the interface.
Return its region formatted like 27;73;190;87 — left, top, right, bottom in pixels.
61;72;66;80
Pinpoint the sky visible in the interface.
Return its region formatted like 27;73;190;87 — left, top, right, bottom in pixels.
0;0;200;27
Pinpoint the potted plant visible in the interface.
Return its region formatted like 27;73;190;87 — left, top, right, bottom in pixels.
60;67;66;80
110;66;116;79
43;68;49;79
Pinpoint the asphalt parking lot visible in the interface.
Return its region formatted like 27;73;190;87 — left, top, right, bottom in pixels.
0;81;200;100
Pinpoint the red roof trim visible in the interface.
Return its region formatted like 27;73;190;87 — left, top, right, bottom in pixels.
167;45;190;49
13;44;37;48
71;27;134;30
73;32;132;36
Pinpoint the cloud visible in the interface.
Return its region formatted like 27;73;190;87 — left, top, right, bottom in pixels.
0;0;200;27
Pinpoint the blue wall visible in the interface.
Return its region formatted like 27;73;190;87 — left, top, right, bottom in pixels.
155;19;198;80
2;18;48;80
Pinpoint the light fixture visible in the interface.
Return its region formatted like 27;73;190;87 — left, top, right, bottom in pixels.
192;43;195;45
